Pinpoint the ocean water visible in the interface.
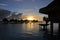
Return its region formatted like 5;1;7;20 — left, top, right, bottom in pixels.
0;22;59;40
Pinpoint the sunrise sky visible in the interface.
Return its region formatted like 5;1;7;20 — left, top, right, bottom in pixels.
0;0;53;17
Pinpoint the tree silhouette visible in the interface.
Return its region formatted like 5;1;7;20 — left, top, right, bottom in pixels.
2;18;8;23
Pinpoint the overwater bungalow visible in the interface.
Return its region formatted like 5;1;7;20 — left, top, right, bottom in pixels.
39;0;60;35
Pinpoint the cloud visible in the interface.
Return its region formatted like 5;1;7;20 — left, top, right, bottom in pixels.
0;3;7;6
0;9;10;20
14;0;22;2
18;9;35;13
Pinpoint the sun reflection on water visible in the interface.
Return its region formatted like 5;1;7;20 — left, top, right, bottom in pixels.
22;22;40;35
26;23;34;32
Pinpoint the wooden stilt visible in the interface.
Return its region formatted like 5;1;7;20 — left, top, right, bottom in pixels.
50;21;53;35
58;22;60;34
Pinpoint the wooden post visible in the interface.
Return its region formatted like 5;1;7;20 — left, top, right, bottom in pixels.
58;22;60;34
50;21;53;35
43;26;46;30
45;21;48;29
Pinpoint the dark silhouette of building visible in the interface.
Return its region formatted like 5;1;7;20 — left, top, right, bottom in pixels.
39;0;60;34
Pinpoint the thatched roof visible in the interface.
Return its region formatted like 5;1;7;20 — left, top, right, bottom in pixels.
39;0;60;14
39;0;60;22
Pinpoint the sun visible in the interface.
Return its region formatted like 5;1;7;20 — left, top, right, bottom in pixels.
27;17;34;21
22;15;42;21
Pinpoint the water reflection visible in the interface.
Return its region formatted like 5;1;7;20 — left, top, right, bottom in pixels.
0;22;59;40
22;22;40;35
26;23;35;31
0;22;42;38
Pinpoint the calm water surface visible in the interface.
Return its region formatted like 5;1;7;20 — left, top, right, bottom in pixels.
0;22;49;40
